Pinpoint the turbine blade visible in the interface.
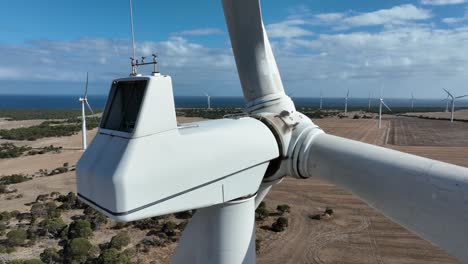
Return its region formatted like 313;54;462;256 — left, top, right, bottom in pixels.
85;100;94;115
298;133;468;262
443;88;454;98
455;95;468;99
346;89;349;97
84;72;89;98
382;100;392;112
223;0;286;106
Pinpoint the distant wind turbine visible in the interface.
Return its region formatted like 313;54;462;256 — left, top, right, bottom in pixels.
79;72;94;150
443;88;468;122
203;92;211;110
368;91;372;112
379;90;392;129
442;92;450;113
411;92;415;112
344;89;349;115
319;89;323;110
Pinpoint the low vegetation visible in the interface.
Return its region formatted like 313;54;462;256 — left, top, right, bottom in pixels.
0;190;292;263
176;108;244;119
0;117;100;141
0;109;101;121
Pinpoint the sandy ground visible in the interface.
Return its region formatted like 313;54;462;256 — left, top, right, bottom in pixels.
404;109;468;121
0;118;46;130
0;115;467;263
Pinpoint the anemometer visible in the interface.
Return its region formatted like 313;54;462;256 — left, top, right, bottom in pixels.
76;0;468;263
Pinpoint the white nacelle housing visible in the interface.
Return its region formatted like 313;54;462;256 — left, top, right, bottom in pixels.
76;74;279;222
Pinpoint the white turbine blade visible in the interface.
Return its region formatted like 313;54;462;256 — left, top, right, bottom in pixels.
298;133;468;262
85;100;94;115
346;89;349;98
443;88;454;98
222;0;285;104
381;100;392;112
203;91;209;97
455;95;468;99
84;72;89;98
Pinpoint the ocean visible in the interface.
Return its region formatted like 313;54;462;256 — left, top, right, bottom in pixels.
0;94;464;110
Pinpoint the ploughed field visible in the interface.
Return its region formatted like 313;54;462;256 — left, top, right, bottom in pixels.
258;116;467;264
0;113;466;263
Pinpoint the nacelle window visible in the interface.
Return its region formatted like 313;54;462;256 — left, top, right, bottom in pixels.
101;80;147;133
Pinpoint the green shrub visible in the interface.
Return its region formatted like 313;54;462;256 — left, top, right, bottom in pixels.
97;248;131;264
68;219;93;239
276;204;291;214
271;217;289;232
8;260;44;264
7;229;28;246
109;232;131;250
0;211;11;221
31;203;48;218
255;207;270;221
0;174;31;185
63;238;94;264
0;184;6;193
0;143;31;159
0;221;7;235
0;244;6;253
40;247;62;264
39;218;67;238
162;221;177;237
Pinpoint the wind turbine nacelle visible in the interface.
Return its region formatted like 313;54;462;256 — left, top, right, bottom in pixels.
76;74;279;222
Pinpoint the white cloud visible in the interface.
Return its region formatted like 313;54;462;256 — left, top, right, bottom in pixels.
266;19;314;38
1;4;468;98
442;7;468;23
342;5;432;27
172;28;224;36
421;0;467;5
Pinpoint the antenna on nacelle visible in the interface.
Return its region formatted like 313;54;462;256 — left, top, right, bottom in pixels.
129;0;137;76
127;0;159;76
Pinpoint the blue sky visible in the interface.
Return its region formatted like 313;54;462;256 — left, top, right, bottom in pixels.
1;0;468;98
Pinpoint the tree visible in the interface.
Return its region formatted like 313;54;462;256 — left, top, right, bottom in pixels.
68;219;92;239
271;217;289;232
40;247;62;264
109;232;131;250
63;238;94;264
7;229;27;247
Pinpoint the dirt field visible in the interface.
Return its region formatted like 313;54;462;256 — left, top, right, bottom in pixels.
0;115;466;263
404;109;468;121
389;117;468;146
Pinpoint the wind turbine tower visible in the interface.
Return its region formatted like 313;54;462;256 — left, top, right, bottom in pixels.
411;92;415;112
204;92;211;110
368;91;372;112
319;89;323;110
344;89;349;115
443;88;468;122
79;72;94;150
379;92;392;129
